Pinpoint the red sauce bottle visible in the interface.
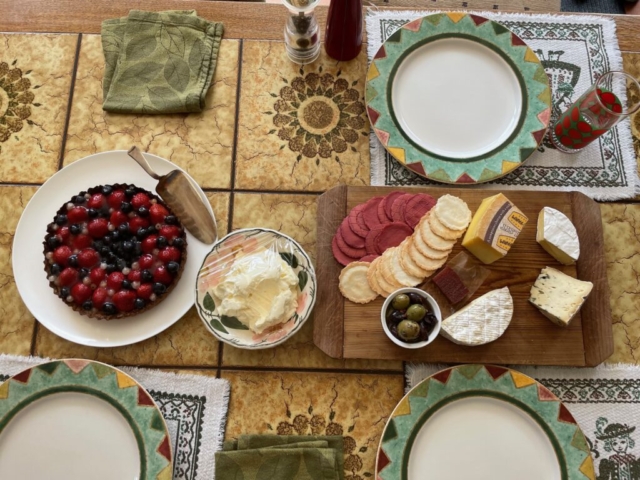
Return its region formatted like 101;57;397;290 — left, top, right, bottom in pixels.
324;0;363;61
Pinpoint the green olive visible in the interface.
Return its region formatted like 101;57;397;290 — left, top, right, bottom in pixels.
407;304;427;322
397;320;420;341
391;294;410;310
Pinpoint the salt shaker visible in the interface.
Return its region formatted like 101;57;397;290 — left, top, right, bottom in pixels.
283;0;321;65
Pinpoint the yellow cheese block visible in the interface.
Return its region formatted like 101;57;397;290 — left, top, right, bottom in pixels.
462;193;528;264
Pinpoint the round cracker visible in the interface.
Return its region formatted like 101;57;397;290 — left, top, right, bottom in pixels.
428;211;465;240
408;237;447;273
367;257;386;297
390;247;422;287
400;238;431;278
379;248;403;289
418;214;456;251
376;267;400;296
433;194;472;231
339;262;378;304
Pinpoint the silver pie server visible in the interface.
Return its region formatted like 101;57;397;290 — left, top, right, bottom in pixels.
127;146;217;245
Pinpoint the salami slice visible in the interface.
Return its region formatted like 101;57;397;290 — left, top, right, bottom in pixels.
404;194;437;228
390;193;414;224
348;204;368;238
361;254;379;263
382;191;406;219
377;199;390;223
332;236;359;266
339;219;366;249
365;224;386;256
376;222;414;252
362;197;384;230
335;229;367;259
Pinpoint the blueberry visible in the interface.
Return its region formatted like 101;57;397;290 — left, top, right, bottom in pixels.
167;261;179;274
116;259;127;271
142;270;153;282
134;241;142;255
106;264;116;273
136;228;147;240
47;223;57;234
82;300;93;311
103;236;111;245
147;225;156;235
102;302;116;314
121;240;132;251
121;279;132;290
118;223;130;236
99;246;109;256
134;298;145;309
165;215;177;225
120;201;132;214
74;195;86;205
125;186;136;198
55;214;67;226
153;283;167;295
70;224;81;235
47;236;61;248
92;240;103;250
138;206;149;217
172;238;185;248
51;264;61;275
79;268;89;279
102;185;113;196
156;236;167;248
68;255;79;267
110;231;120;242
59;287;70;299
87;208;98;218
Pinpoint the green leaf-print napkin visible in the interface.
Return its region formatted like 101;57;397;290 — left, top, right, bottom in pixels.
101;10;223;114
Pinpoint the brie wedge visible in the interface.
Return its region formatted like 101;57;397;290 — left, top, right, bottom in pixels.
440;287;513;346
536;207;580;265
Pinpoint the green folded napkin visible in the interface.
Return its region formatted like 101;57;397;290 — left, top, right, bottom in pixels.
101;10;223;114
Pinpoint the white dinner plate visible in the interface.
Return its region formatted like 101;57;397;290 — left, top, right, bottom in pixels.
12;150;215;347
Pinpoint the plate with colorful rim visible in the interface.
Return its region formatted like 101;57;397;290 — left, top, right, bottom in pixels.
0;359;172;480
12;150;215;348
376;365;595;480
365;13;551;184
195;228;317;349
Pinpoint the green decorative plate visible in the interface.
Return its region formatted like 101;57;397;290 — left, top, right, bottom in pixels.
366;13;551;184
0;359;172;480
376;365;595;480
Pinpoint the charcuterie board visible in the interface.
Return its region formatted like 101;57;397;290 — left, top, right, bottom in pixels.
313;185;613;366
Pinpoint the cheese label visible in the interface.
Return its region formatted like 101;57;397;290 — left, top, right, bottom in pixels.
482;200;527;253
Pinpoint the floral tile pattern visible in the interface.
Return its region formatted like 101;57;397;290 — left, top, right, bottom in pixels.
63;35;239;189
234;41;370;191
601;203;640;364
221;370;404;479
0;34;78;183
622;52;640;179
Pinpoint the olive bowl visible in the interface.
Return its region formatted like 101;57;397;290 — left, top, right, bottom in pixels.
381;287;442;349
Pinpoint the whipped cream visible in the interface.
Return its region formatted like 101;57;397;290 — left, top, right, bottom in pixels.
211;249;299;333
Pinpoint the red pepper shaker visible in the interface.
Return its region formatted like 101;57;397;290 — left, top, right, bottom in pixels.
324;0;363;61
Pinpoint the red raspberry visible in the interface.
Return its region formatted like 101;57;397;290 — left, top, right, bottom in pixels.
92;287;108;308
127;270;141;282
88;218;109;238
78;248;99;268
158;247;181;263
110;210;128;227
58;267;78;287
68;207;88;223
131;193;151;209
149;204;169;224
87;193;105;210
53;246;73;266
153;265;173;285
129;216;149;233
159;225;181;241
141;235;158;254
137;283;153;300
107;272;125;290
90;267;106;284
71;283;92;304
58;226;71;243
113;290;136;312
108;190;126;209
139;254;154;269
74;234;93;250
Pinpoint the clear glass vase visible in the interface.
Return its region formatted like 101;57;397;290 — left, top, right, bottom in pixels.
283;0;321;65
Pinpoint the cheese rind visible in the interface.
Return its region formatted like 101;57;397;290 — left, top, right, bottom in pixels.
529;267;593;327
462;193;528;264
440;287;513;346
536;207;580;265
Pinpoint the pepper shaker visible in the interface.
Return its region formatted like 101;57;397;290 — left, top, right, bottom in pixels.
283;0;321;65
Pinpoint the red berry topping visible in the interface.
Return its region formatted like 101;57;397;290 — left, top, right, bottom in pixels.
159;225;181;241
137;283;153;300
58;267;78;287
53;246;73;266
141;235;158;254
90;267;106;284
131;193;151;209
110;210;128;227
78;248;100;268
139;254;154;269
113;290;136;312
153;265;173;285
107;272;125;290
108;190;126;209
92;287;108;308
158;247;181;263
58;226;71;243
74;234;93;250
71;283;92;304
68;207;88;223
127;270;142;282
87;193;105;210
88;218;109;238
129;216;150;233
149;204;169;224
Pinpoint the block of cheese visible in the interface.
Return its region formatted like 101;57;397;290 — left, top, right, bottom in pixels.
440;287;513;346
529;267;593;327
462;193;528;264
536;207;580;265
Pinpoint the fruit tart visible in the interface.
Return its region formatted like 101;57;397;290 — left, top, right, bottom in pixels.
43;184;187;319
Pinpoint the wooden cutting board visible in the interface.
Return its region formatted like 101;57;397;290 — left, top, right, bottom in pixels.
313;185;613;366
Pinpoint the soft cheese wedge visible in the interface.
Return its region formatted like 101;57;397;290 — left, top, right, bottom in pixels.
536;207;580;265
440;287;513;346
529;267;593;327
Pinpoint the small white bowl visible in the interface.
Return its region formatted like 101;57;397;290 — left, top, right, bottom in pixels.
381;287;442;349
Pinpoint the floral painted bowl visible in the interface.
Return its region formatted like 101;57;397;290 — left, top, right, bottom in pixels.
195;228;316;349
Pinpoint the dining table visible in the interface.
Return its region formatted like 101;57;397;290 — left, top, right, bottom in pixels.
1;0;640;478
